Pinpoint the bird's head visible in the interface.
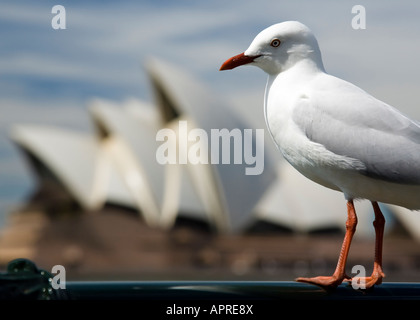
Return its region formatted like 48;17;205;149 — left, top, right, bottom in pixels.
220;21;324;75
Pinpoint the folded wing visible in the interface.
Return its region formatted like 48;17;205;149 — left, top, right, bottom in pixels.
293;74;420;185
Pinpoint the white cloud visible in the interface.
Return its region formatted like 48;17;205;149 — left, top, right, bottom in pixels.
0;97;94;134
0;2;50;25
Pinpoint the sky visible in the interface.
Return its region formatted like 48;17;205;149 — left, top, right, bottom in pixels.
1;0;420;225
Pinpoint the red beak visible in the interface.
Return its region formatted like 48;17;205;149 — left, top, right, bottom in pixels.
219;52;261;71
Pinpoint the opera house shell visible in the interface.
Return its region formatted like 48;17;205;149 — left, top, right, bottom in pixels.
8;58;420;240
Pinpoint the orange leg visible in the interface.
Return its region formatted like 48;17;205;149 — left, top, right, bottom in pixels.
349;201;385;289
296;200;357;289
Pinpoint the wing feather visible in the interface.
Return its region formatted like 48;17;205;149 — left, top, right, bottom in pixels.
293;74;420;184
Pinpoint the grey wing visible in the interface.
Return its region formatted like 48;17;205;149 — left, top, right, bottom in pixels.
293;77;420;185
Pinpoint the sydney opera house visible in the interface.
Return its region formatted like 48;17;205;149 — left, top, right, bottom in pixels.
1;59;420;281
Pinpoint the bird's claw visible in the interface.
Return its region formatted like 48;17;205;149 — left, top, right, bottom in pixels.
346;270;385;289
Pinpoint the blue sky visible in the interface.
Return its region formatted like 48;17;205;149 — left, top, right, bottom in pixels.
1;0;420;224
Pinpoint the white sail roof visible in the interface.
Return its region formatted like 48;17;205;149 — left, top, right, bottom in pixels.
146;57;276;232
11;125;107;210
88;98;207;228
387;205;420;241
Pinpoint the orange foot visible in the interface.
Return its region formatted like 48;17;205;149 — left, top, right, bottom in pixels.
296;274;351;289
346;270;385;289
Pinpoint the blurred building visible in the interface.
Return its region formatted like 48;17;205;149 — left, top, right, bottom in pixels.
1;58;420;281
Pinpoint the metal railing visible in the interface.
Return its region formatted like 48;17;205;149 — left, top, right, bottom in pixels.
2;258;420;301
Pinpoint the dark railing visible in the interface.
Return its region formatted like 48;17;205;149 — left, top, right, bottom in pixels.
61;280;420;301
2;259;420;301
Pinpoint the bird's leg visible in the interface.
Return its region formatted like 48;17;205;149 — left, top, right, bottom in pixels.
296;200;357;289
348;201;385;289
371;201;386;283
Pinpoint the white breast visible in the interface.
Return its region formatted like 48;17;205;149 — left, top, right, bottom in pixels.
263;73;368;197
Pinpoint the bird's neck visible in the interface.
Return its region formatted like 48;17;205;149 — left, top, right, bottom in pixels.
270;58;325;86
286;56;325;74
264;58;324;111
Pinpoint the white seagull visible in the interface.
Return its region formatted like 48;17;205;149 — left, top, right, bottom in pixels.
220;21;420;289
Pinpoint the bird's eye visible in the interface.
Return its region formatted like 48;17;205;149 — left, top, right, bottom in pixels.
270;39;281;47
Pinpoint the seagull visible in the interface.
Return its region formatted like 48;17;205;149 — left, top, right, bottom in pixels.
220;21;420;289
